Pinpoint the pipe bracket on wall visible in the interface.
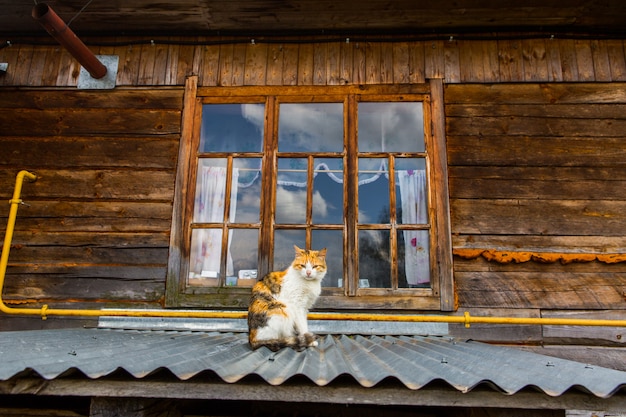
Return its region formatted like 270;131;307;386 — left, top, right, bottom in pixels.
77;54;118;89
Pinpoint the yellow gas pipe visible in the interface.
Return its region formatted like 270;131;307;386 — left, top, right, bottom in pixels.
1;170;626;329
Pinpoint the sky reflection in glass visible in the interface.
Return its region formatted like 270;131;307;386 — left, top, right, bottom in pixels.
358;102;424;152
200;104;264;153
278;103;343;152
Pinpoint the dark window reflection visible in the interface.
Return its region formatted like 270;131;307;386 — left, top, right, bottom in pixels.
358;230;391;288
274;229;306;271
313;158;344;224
312;229;343;288
358;158;390;224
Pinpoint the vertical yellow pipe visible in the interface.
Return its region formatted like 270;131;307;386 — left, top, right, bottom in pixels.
0;171;37;314
0;170;37;287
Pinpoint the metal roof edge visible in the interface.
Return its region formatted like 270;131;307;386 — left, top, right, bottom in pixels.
97;314;449;336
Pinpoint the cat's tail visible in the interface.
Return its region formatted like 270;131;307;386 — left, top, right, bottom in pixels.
248;335;297;352
248;333;318;351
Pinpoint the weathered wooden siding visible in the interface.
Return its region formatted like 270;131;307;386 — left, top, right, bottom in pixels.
2;37;626;87
447;83;626;309
0;89;183;314
0;38;625;360
446;83;626;356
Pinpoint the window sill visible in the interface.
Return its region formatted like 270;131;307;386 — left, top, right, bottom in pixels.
168;286;442;310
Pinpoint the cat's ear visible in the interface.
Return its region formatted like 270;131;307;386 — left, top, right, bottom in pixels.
294;245;305;254
318;248;327;258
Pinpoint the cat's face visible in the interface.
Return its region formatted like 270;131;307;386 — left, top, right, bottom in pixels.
292;246;327;281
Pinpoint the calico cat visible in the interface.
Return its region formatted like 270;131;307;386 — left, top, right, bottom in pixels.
248;245;327;351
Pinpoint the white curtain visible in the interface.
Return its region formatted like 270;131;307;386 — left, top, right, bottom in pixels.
398;170;430;286
191;166;238;278
190;163;429;286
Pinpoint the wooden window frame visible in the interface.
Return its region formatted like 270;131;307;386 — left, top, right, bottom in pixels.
166;78;454;311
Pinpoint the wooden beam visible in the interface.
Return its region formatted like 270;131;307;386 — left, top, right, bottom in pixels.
90;397;182;417
2;378;626;412
165;75;199;307
429;78;455;311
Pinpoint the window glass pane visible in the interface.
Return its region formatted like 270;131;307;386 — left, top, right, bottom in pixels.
276;158;307;224
200;104;264;153
313;158;343;224
232;158;262;224
274;229;306;271
229;229;259;287
358;158;390;224
397;230;430;288
358;102;424;152
358;230;390;288
396;158;428;225
278;103;343;152
193;159;227;223
188;228;222;286
312;229;343;288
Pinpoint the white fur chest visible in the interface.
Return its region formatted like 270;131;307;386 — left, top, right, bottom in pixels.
278;268;322;310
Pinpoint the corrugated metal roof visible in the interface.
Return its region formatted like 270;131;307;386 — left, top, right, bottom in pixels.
1;328;625;398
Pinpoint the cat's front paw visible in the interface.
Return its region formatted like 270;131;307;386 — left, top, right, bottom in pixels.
298;332;318;348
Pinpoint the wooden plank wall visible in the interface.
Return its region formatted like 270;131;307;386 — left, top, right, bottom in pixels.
2;37;626;86
0;37;625;360
446;83;626;360
0;89;183;323
447;83;626;309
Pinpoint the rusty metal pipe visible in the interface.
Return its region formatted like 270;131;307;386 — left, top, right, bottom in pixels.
32;3;107;79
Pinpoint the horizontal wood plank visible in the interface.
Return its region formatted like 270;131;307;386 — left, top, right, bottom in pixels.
447;103;626;119
447;136;626;167
445;83;626;104
5;231;169;247
451;199;626;236
0;137;178;169
542;310;626;346
6;246;168;265
0;169;175;201
452;234;626;253
0;201;172;234
0;89;183;110
449;308;543;343
4;267;165;301
456;271;626;309
447;115;626;137
0;108;181;137
449;167;626;200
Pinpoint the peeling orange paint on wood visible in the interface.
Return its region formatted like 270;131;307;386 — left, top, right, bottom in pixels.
453;248;626;264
